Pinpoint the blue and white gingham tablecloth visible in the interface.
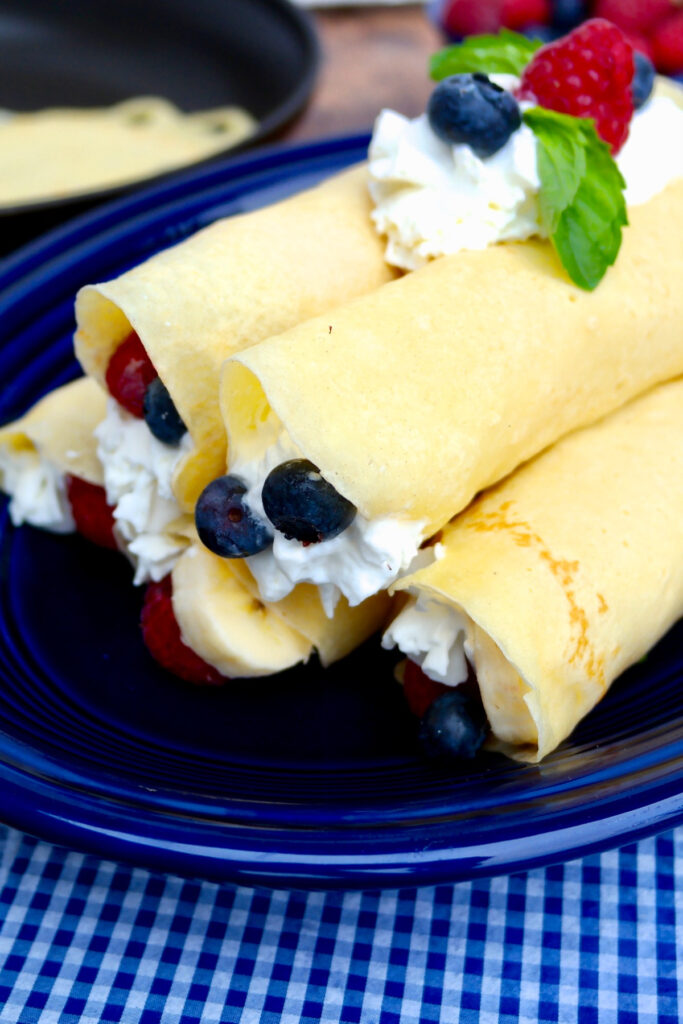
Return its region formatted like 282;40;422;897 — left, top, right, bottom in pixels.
0;824;681;1023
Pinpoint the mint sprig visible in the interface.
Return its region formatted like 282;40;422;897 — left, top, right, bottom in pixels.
430;30;541;80
522;108;628;290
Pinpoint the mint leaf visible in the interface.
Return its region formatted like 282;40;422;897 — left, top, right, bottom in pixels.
430;30;542;80
522;108;586;233
523;108;628;290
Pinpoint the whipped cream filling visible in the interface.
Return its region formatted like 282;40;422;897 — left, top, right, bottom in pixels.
369;84;683;270
0;446;74;533
96;399;192;584
231;430;428;617
382;592;471;686
384;593;534;748
618;94;683;204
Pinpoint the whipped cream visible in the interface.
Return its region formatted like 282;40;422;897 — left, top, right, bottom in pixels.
96;399;192;584
382;593;471;686
618;94;683;205
369;84;683;270
0;446;74;533
231;430;428;616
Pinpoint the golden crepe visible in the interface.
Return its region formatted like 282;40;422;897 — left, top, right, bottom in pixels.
0;377;106;485
172;542;392;678
387;378;683;761
222;178;683;576
0;377;107;530
75;165;397;512
0;98;255;208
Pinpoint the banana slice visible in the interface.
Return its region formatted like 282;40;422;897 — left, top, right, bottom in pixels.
228;556;393;668
171;544;312;679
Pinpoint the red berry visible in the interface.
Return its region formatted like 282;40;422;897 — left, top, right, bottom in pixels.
140;575;225;686
65;475;118;550
651;11;683;73
518;18;635;153
104;331;157;418
501;0;551;30
442;0;503;37
403;659;451;718
621;29;655;60
593;0;673;36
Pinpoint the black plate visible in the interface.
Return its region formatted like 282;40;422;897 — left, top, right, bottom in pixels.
0;0;318;251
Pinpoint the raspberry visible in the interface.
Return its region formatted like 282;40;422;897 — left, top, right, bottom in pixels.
518;18;635;152
621;29;655;60
403;660;451;718
442;0;503;38
140;575;225;686
501;0;551;31
651;11;683;74
65;475;118;550
104;331;157;418
593;0;673;36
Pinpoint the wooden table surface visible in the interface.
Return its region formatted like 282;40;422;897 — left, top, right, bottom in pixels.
287;5;444;140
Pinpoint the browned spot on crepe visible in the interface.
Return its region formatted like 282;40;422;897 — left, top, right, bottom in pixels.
465;500;606;687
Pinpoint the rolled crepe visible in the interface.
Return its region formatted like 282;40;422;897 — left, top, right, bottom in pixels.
172;541;392;677
386;378;683;761
222;177;683;573
74;165;397;512
0;377;107;531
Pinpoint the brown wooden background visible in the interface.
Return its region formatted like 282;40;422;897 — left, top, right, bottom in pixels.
287;5;444;140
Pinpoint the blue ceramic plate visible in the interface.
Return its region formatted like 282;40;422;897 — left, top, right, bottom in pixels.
0;137;682;889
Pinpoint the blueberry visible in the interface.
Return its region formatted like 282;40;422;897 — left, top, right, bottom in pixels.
143;376;187;446
427;73;521;158
524;25;558;44
631;52;656;111
195;475;272;558
419;690;488;761
550;0;586;31
262;459;356;543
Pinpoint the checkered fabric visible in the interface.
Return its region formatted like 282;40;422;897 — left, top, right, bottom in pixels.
0;825;681;1024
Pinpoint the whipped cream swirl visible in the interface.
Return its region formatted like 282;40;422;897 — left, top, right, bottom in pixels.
369;83;683;270
231;431;428;617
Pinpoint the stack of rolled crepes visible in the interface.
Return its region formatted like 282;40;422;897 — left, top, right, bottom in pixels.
210;172;683;756
0;376;390;677
2;166;397;679
1;74;681;758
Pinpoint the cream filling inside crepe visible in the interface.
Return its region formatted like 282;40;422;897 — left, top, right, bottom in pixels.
383;593;470;686
0;447;74;532
383;592;523;724
369;86;683;269
232;429;428;616
96;400;192;583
